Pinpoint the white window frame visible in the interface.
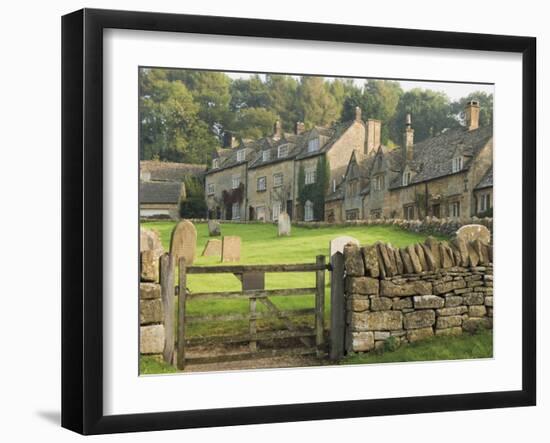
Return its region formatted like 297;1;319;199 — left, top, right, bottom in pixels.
450;201;460;218
272;201;282;221
402;171;411;186
305;168;316;185
212;158;219;169
307;138;320;153
304;200;314;221
452;156;463;173
236;149;246;162
257;176;266;192
277;144;289;158
479;193;491;212
232;202;241;220
273;172;283;187
232;175;241;189
262;150;271;162
404;205;414;220
207;183;215;196
373;174;384;191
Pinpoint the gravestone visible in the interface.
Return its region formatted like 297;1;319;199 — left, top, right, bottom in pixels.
221;236;241;262
140;227;164;282
169;220;197;266
456;224;491;245
201;239;222;257
278;212;291;236
329;235;359;258
208;219;221;236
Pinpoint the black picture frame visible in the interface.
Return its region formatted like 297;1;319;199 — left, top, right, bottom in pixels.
61;8;536;435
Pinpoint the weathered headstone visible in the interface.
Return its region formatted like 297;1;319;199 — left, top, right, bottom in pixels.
456;224;491;245
329;235;359;258
169;220;197;266
201;239;222;257
221;236;241;262
208;219;221;236
278;212;291;236
140;227;164;282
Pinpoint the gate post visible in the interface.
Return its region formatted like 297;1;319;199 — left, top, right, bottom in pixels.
160;254;175;365
329;251;345;361
177;257;187;370
315;255;326;354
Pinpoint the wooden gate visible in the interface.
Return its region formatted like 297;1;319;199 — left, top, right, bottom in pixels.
175;256;329;370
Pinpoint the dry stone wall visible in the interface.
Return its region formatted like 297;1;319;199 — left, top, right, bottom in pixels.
343;236;493;353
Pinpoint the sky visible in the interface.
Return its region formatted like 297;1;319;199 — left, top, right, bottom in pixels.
226;72;493;102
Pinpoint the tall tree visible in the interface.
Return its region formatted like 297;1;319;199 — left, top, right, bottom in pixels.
298;76;340;128
391;88;460;143
265;74;300;131
232;107;279;140
230;74;270;111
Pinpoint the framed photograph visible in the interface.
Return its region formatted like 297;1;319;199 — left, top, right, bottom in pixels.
62;8;536;435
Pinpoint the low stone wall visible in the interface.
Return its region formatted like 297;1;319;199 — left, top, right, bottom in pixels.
343;237;493;353
296;216;493;237
139;281;165;355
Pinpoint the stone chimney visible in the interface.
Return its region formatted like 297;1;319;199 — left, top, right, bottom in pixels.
402;113;414;162
465;100;480;131
295;121;305;135
273;120;283;140
366;119;381;154
355;106;362;122
223;131;236;148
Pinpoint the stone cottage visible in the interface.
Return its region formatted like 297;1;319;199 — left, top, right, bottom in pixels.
325;101;493;222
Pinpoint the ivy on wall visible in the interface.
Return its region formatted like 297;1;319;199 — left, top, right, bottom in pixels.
222;182;245;207
297;156;330;221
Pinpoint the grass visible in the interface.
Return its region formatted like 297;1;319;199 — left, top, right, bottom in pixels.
140;221;453;374
341;329;493;365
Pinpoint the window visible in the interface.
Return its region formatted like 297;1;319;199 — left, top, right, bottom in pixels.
370;209;382;219
272;201;282;221
373;174;385;191
346;180;359;197
450;201;460;218
307;138;320;153
402;171;411;186
432;204;441;218
236;150;246;162
305;167;316;185
277;144;289;158
232;175;241;189
346;209;359;221
212;158;219;169
232;202;240;220
257;176;266;192
404;205;415;220
479;193;491;212
304;200;314;221
207;183;215;195
262;150;271;162
273;172;283;187
452;156;463;173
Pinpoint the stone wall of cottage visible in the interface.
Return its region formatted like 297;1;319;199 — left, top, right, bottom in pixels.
205;163;248;220
342;237;493;353
325;120;366;185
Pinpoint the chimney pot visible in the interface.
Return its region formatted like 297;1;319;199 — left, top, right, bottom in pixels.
465;100;480;131
273;120;283;139
355;106;362;122
366;119;381;154
295;121;305;135
403;114;414;162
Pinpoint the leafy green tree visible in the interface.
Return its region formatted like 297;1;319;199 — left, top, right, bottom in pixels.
391;88;460;143
179;175;207;218
298;76;340;128
265;75;300;132
451;91;493;128
230;74;270;111
232;107;279;139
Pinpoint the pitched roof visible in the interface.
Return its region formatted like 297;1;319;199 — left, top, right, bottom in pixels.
139;181;184;205
389;125;493;189
475;166;493;190
140;161;206;181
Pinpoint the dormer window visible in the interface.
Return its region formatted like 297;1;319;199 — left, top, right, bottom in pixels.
373;174;385;192
262;150;271;162
277;144;289;158
307;138;320;153
236;149;246;162
402;171;411;186
452;156;463;173
212;158;219;169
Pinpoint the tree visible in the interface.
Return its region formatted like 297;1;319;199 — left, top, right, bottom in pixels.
298;76;340;128
451;91;493;128
179;175;207;218
232;107;279;140
265;75;300;131
230;74;270;111
391;88;460;143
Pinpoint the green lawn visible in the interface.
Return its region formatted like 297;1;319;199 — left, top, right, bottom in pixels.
140;221;453;373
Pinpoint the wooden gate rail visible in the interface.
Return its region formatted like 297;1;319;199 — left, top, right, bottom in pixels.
176;257;329;370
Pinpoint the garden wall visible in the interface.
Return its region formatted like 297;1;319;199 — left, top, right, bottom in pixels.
342;237;493;353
